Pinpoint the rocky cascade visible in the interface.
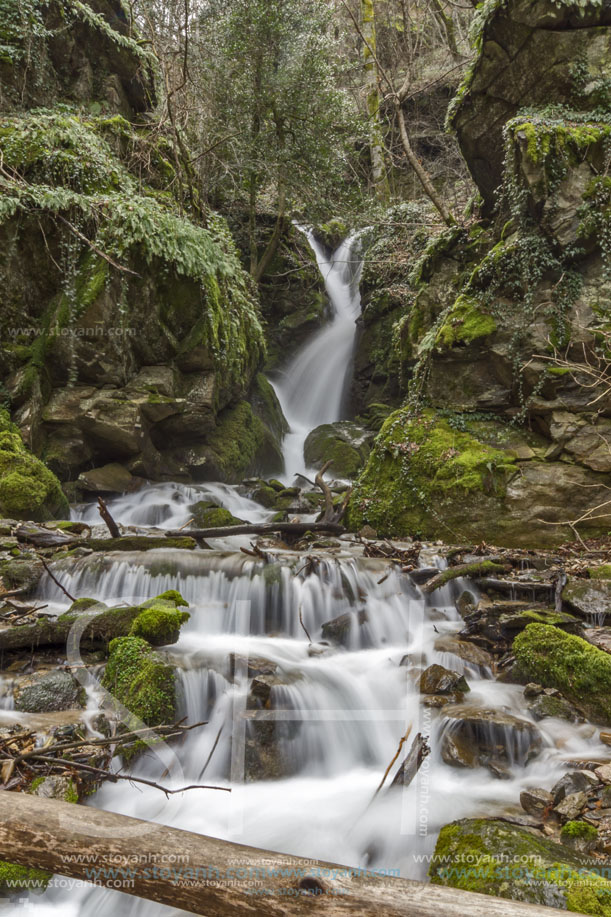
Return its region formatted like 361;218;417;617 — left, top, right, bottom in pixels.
349;0;611;547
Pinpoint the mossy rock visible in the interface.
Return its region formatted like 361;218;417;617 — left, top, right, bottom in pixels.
130;599;190;646
435;294;496;349
0;410;68;522
304;421;373;479
0;554;43;593
347;409;516;540
189;501;243;528
250;373;288;442
513;624;611;725
102;636;176;727
84;536;196;551
430;817;611;913
201;401;283;483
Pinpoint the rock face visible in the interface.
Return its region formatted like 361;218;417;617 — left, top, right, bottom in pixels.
0;0;283;492
15;671;86;713
348;0;611;547
450;0;611;209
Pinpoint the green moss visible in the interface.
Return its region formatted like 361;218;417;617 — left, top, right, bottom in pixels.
589;565;611;580
561;821;598;840
151;590;189;607
0;860;51;892
205;401;281;482
84;536;196;551
435;294;496;348
347;409;516;539
513;624;611;725
130;605;190;646
430;817;611;914
0;409;68;521
102;636;176;727
189;502;242;528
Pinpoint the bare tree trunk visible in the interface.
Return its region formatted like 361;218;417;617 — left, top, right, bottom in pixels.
362;0;390;200
395;100;454;225
0;791;577;917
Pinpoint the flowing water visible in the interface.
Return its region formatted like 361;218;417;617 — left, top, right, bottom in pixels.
5;231;606;916
272;229;363;482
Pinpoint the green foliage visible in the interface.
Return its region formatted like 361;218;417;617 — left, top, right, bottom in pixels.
561;821;598;840
0;860;51;891
513;623;611;725
130;605;190;646
0;108;265;389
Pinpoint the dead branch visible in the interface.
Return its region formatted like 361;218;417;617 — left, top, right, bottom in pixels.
37;554;76;602
390;733;430;790
97;497;120;538
165;521;345;540
373;725;412;798
315;460;336;522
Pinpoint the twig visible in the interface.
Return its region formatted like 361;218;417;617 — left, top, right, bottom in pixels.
37;555;76;603
298;605;312;643
372;725;412;799
97;497;120;538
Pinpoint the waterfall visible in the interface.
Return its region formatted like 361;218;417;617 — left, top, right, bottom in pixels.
272;229;363;481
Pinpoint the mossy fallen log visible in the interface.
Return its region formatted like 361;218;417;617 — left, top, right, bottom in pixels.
421;561;510;594
164;522;346;539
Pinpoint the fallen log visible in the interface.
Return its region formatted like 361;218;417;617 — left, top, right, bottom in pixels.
0;792;583;917
421;561;510;594
165;521;346;540
475;577;555;598
0;604;141;651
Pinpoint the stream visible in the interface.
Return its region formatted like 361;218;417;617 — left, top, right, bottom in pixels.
2;233;605;915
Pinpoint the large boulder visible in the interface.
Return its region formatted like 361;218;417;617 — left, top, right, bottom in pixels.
304;421;373;478
440;704;542;772
0;411;68;521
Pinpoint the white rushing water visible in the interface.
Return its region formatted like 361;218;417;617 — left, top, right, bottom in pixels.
272;228;363;482
6;229;605;916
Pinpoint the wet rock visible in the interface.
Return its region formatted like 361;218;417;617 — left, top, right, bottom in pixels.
583;627;611;655
562;577;611;623
456;590;476;617
460;598;582;651
0;554;43;593
528;693;583;723
560;820;598;855
228;654;277;680
304;421;373;479
418;664;469;696
433;634;493;671
15;670;86;713
555;792;587;822
77;463;145;495
321;609;368;647
595;764;611;785
29;774;79;802
552;771;599;803
524;683;544;699
440;705;542;773
520;787;553;817
189;501;243;528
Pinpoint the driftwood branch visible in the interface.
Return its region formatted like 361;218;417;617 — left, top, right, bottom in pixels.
316;460;336;522
37;554;76;602
0;792;577;917
421;561;510;594
390;733;430;789
97;497;120;538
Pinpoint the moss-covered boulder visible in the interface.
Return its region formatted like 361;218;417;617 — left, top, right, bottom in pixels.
0;411;68;522
430;817;611;913
102;636;176;727
0;554;43;593
196;401;283;482
513;624;611;725
129;594;190;646
304;421;372;479
189;501;243;528
347;409;516;541
250;373;289;442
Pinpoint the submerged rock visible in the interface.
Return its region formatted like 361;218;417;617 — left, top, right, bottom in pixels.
440;704;542;772
321;609;368;647
418;664;469;696
563;577;611;624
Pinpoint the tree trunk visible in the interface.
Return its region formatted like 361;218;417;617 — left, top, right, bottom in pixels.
362;0;390;200
0;791;578;917
394;100;454;226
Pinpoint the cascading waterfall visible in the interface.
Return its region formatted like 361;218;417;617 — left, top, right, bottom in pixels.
12;229;606;917
272;228;363;481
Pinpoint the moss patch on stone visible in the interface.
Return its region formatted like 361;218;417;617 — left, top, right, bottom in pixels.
203;401;283;482
435;294;497;349
513;624;611;726
0;860;51;893
130;598;190;646
102;635;176;727
430;817;611;913
189;501;242;528
347;409;516;539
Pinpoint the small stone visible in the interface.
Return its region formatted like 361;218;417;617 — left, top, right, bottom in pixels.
418;664;470;696
359;525;377;540
595;763;611;785
555;791;587;821
600;732;611;747
520;787;554;816
524;683;544;699
552;771;596;802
